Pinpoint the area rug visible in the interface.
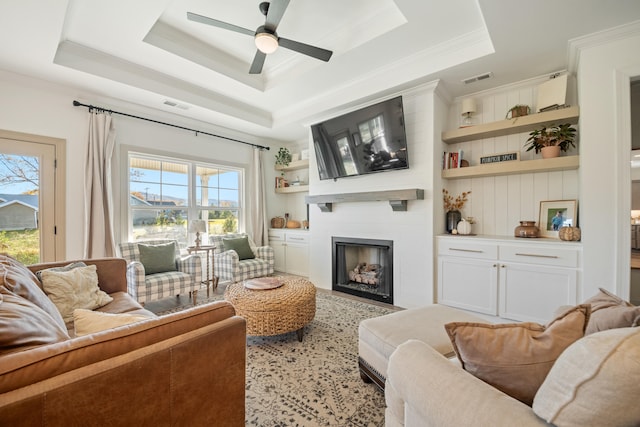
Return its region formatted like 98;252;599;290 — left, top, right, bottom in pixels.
155;290;396;426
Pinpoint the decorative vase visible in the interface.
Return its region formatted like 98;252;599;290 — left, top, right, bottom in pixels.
446;210;462;234
514;221;539;238
541;146;561;159
456;218;472;235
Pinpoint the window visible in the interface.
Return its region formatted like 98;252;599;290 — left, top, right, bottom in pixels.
128;153;242;247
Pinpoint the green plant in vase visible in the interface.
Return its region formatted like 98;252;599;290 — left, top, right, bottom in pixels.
524;123;576;158
275;147;292;168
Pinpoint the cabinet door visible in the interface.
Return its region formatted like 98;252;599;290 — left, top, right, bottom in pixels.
286;243;309;276
498;263;577;323
438;257;498;315
268;232;286;272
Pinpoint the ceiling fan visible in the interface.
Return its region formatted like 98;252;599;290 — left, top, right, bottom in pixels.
187;0;333;74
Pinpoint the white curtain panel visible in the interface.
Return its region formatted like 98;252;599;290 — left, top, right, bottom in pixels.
83;111;116;258
249;148;269;246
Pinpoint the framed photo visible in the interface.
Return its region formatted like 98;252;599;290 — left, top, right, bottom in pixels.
539;200;578;238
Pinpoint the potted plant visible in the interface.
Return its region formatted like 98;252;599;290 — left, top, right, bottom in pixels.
524;123;577;159
275;147;292;167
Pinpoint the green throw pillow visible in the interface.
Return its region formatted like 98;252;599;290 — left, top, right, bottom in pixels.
138;242;178;275
222;236;255;260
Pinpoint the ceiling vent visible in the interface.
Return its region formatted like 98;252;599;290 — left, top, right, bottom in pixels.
163;100;189;110
462;72;493;85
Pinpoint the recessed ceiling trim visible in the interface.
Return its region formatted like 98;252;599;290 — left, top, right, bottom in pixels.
144;20;265;91
54;40;272;128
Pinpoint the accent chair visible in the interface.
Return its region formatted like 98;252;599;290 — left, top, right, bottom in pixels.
209;233;274;283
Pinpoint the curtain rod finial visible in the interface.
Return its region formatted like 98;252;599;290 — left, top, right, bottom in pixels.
73;100;81;106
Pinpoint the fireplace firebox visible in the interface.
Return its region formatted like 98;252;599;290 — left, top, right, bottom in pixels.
332;237;393;304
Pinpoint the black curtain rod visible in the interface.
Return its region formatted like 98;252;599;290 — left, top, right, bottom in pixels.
72;100;270;151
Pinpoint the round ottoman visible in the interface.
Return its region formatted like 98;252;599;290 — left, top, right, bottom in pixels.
224;276;316;341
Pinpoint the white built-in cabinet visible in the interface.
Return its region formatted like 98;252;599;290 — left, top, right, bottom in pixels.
437;235;581;323
268;228;309;276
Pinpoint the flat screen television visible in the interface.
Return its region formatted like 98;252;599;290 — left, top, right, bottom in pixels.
311;96;409;180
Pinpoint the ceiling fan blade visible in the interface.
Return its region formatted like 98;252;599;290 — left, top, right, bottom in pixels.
249;50;267;74
265;0;290;30
187;12;254;37
279;38;333;62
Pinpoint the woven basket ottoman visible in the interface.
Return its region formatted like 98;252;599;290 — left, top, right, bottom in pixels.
224;276;316;341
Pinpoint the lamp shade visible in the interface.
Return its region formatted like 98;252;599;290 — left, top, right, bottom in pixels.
188;219;207;233
255;32;278;54
461;98;477;116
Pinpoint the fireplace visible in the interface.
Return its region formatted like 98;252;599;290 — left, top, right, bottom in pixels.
332;237;393;304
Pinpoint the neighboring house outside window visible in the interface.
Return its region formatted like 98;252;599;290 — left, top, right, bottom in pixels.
127;153;242;248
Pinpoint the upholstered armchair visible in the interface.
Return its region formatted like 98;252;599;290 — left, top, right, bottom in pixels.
209;233;274;283
118;239;202;305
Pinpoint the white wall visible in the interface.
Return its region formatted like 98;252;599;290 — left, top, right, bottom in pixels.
574;22;640;300
0;70;274;258
307;81;441;309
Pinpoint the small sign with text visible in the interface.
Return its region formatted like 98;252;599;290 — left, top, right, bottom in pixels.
480;152;520;165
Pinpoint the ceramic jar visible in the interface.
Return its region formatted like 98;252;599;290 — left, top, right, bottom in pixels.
514;221;539;238
456;218;472;235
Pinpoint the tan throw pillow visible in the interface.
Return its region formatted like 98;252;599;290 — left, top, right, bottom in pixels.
0;255;67;330
533;327;640;426
41;265;113;324
0;286;70;356
445;304;590;406
583;288;640;334
73;308;150;336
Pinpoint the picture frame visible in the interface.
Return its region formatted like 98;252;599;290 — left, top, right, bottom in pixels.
539;200;577;238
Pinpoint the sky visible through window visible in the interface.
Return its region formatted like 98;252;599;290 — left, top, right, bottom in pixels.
0;155;38;195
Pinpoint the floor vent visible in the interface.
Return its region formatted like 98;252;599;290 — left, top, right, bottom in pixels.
462;72;493;85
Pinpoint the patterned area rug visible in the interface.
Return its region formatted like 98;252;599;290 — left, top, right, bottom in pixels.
154;290;396;426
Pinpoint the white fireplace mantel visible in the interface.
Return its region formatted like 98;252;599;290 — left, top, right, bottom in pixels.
305;189;424;212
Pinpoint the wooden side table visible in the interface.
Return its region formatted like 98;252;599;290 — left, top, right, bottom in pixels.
187;245;218;297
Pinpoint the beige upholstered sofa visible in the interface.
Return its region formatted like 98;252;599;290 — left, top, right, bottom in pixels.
375;296;640;427
0;256;246;426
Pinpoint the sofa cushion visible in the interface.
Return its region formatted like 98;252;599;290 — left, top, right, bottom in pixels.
0;255;67;330
40;264;113;324
0;285;70;355
222;236;255;260
445;304;590;406
533;327;640;426
34;261;86;282
583;288;640;334
73;308;151;336
138;242;178;275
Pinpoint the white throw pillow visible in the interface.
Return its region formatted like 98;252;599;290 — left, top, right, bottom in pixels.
73;309;150;336
532;327;640;426
40;265;113;324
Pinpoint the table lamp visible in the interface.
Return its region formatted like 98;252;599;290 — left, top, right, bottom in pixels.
189;219;207;248
461;97;477;127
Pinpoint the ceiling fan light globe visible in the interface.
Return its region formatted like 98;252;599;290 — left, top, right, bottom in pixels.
255;32;278;54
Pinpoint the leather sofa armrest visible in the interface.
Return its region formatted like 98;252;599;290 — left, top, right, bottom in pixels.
385;340;549;427
0;301;239;394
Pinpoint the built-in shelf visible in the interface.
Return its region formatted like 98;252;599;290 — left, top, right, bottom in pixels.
305;189;424;212
442;106;580;144
275;185;309;194
275;159;309;172
442;155;579;179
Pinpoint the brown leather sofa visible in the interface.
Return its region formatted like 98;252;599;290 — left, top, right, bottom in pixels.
0;257;246;426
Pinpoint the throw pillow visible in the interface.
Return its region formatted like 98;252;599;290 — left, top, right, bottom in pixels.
0;255;67;330
35;261;86;282
583;287;640;334
73;308;150;336
40;264;113;324
533;327;640;426
0;285;70;356
138;242;178;275
444;304;590;406
222;236;255;260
